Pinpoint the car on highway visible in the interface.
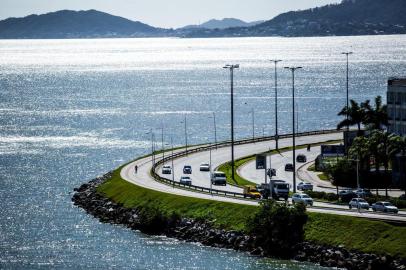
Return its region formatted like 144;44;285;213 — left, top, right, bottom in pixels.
211;171;227;186
354;188;373;197
285;163;294;172
292;193;313;206
183;165;192;174
243;185;261;199
372;201;399;213
349;198;370;210
199;163;210;171
161;165;172;174
338;189;357;202
296;154;307;163
180;176;192;186
297;182;313;191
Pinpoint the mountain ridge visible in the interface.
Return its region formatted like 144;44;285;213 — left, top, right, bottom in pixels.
1;0;405;39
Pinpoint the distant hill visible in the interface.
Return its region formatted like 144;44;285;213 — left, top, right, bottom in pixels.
181;18;264;30
0;9;170;39
185;0;406;37
1;0;405;39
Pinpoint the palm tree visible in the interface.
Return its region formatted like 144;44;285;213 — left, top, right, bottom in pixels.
349;136;370;188
362;96;388;130
337;99;365;135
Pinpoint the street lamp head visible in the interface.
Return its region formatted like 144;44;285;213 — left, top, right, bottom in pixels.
223;64;239;69
284;66;302;71
270;59;282;63
341;52;353;55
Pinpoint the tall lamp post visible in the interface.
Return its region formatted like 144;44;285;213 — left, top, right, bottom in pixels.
223;64;239;183
341;52;353;131
146;129;155;165
271;60;282;150
210;112;217;149
181;115;188;155
284;66;302;193
157;126;165;163
244;102;255;141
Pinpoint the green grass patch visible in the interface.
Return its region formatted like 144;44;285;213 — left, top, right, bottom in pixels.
307;164;316;171
218;140;342;187
96;165;406;258
305;212;406;258
317;172;330;181
97;167;256;232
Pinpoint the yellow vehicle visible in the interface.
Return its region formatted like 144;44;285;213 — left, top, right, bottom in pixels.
243;185;261;199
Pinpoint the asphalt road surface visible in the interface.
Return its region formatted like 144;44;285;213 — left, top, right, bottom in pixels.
120;132;406;222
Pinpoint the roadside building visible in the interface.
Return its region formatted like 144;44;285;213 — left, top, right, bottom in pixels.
387;77;406;190
387;77;406;135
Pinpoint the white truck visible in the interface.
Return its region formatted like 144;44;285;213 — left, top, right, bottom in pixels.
258;180;290;201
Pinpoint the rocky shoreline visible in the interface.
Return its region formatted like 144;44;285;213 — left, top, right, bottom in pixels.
72;173;405;270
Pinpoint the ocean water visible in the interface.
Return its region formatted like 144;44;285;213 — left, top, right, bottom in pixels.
0;36;405;269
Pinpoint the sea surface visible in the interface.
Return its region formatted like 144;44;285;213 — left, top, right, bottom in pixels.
0;36;405;269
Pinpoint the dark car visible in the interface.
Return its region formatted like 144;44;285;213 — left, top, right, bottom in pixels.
183;165;192;174
296;154;307;163
285;163;294;172
339;189;357;202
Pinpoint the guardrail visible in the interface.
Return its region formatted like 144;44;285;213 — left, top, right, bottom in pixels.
150;128;342;199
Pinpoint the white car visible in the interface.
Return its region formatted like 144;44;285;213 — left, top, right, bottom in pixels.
292;193;313;206
297;182;313;191
349;198;370;210
179;176;192;186
372;201;398;214
199;163;210;171
211;171;227;186
161;165;172;174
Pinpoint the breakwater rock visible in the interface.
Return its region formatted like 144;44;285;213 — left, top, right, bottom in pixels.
72;173;405;270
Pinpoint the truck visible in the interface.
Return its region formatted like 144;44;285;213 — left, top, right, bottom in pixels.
258;180;290;201
243;185;261;199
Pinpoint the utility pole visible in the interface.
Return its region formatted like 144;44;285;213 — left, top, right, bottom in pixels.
342;52;353;132
271;59;282;150
223;64;239;183
284;66;302;193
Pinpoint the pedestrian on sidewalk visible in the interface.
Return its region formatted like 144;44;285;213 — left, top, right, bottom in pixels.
134;165;138;174
307;144;311;151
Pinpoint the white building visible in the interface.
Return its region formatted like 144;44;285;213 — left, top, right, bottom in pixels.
387;77;406;136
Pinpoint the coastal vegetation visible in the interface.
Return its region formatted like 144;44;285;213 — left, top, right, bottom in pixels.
96;166;406;258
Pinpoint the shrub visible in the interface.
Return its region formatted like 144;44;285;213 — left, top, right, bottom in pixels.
137;206;180;234
304;190;339;201
247;200;308;258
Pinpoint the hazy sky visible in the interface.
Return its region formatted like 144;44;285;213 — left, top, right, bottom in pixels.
0;0;342;28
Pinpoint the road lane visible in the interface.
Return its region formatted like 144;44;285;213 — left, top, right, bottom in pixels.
120;132;406;222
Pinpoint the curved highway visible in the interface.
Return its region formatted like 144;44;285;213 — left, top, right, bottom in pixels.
120;132;406;222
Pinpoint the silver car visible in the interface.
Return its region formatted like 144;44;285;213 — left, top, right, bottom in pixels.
297;182;313;191
349;198;370;210
180;176;192;186
292;193;313;206
372;201;398;214
161;165;172;174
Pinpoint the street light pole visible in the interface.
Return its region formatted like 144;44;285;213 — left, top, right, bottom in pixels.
223;64;239;183
341;52;353;132
251;107;255;140
284;66;302;193
212;112;217;149
181;115;188;155
271;60;282;150
171;137;175;188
